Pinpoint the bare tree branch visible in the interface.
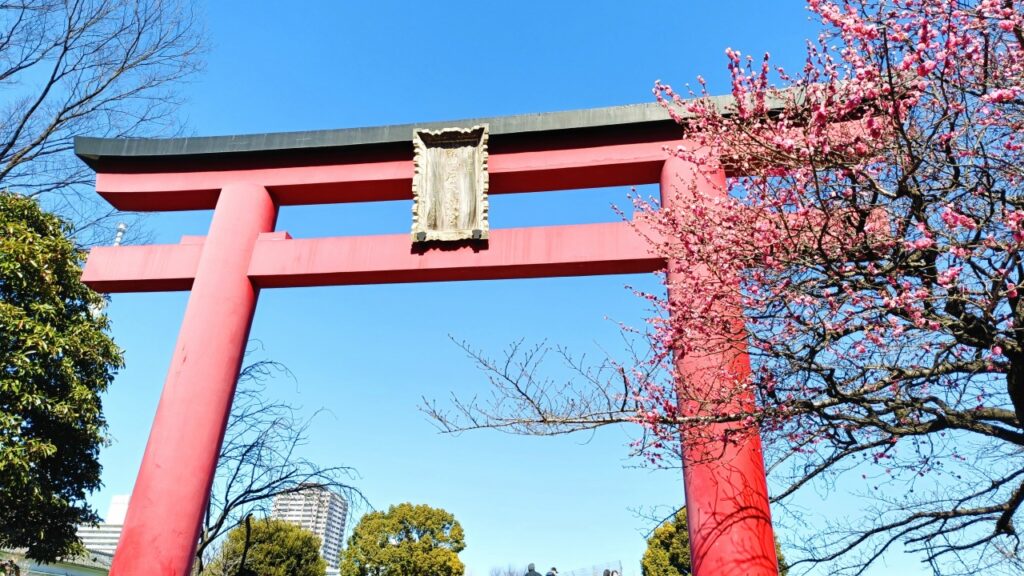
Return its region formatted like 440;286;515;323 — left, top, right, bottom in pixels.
193;354;365;574
0;0;203;245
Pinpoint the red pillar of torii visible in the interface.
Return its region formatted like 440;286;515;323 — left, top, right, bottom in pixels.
77;103;778;576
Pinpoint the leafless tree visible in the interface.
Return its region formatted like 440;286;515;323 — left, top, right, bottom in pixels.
422;336;668;452
490;565;524;576
0;0;202;243
427;331;1024;574
422;336;704;479
192;358;363;574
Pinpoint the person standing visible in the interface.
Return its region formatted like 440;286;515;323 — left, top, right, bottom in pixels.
525;563;542;576
545;568;558;576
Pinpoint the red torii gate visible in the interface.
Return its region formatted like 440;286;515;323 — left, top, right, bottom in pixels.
77;102;778;576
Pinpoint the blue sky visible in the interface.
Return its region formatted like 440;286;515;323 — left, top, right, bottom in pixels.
88;2;933;575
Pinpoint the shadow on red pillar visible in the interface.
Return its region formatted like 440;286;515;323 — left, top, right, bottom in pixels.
660;155;779;576
110;183;277;576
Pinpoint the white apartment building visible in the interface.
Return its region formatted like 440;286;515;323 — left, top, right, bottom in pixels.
271;485;348;570
77;494;130;555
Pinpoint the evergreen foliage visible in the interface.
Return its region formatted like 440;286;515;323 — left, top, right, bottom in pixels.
641;508;787;576
208;518;327;576
0;192;122;561
341;503;465;576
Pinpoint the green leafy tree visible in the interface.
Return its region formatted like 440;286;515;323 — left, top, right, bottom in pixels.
0;191;122;561
641;508;787;576
341;503;465;576
206;517;326;576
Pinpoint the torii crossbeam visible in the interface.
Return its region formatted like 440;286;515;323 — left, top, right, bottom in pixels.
77;101;779;576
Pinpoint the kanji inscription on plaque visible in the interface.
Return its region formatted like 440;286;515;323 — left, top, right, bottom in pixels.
411;125;489;242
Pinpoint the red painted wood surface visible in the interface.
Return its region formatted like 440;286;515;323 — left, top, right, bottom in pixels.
82;222;663;292
83;127;783;576
662;156;778;576
249;221;661;287
82;239;204;292
108;183;277;576
94;139;680;211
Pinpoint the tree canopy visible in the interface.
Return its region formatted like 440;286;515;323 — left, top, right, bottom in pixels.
0;0;200;562
341;503;466;576
206;517;326;576
428;1;1024;573
0;191;122;561
641;508;787;576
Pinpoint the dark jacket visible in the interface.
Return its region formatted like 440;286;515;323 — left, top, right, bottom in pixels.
525;571;542;576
